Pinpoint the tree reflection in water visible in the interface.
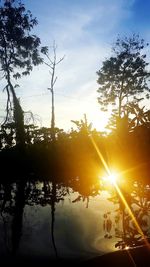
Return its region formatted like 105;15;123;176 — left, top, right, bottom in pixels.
0;175;150;260
0;176;100;259
103;181;150;249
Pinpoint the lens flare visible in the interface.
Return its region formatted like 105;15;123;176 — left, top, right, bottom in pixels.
90;135;150;250
102;173;118;185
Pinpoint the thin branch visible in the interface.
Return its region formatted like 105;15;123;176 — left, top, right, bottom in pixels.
44;61;53;69
24;110;35;124
56;55;65;65
49;70;52;76
2;85;7;92
45;53;54;65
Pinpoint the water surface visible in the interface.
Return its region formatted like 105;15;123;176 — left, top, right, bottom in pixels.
0;180;117;262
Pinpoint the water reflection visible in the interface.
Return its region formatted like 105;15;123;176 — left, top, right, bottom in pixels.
0;177;150;263
0;178;115;260
103;181;150;250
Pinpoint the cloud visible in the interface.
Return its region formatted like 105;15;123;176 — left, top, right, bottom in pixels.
28;0;135;51
0;0;136;130
17;42;110;130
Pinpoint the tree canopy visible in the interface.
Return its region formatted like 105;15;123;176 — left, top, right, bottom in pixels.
0;0;44;145
0;0;42;79
97;34;150;118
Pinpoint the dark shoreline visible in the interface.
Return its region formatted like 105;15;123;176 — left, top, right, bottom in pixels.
86;245;150;267
1;246;150;267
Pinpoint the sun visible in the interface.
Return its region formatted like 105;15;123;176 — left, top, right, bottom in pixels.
107;173;117;184
102;172;118;185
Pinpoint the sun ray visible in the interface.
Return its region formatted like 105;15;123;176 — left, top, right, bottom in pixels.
90;135;150;250
90;135;111;176
114;182;150;247
126;249;137;267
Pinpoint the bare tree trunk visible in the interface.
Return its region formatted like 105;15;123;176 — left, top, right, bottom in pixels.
13;95;24;147
42;42;65;143
51;81;55;142
118;70;125;118
118;96;122;118
7;72;25;147
122;208;126;244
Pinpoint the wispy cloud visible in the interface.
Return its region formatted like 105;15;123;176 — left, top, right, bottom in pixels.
0;0;137;130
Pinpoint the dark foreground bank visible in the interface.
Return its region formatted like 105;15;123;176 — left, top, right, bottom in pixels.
1;246;150;267
86;245;150;267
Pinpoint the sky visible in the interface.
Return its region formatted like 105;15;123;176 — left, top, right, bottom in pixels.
1;0;150;131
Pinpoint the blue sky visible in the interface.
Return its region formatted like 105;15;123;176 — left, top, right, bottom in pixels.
1;0;150;130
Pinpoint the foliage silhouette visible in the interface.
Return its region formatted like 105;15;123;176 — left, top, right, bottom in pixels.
97;34;150;132
102;177;150;249
0;0;45;146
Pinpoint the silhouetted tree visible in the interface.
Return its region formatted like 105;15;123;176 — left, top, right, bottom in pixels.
126;103;150;129
41;42;65;142
0;0;43;146
97;34;150;119
71;114;93;136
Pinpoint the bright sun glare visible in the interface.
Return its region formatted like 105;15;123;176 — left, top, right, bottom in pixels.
107;173;117;184
102;173;118;185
